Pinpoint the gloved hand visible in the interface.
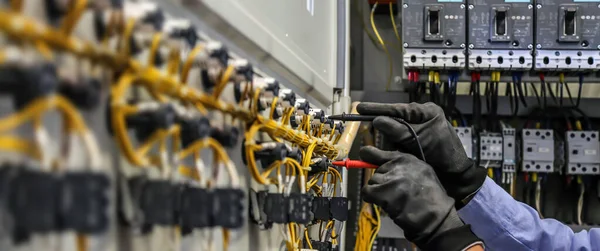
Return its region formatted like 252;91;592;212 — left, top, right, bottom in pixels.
358;102;486;207
361;146;482;251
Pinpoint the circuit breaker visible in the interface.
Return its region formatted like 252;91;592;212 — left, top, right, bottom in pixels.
566;131;600;175
480;133;503;167
534;0;600;71
502;128;517;173
455;127;473;158
522;129;555;173
467;0;534;70
402;0;467;70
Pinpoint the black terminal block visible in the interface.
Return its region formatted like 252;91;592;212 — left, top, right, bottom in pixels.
264;79;280;96
309;240;333;251
312;109;326;123
126;104;177;142
335;122;344;134
179;186;213;229
309;158;329;176
280;91;296;107
141;8;165;31
324;119;334;129
138;180;180;226
58;77;102;110
169;25;198;48
59;172;110;233
287;147;303;163
289;116;300;128
212;188;244;229
179;117;211;148
210;126;240;148
0;64;58;108
288;193;313;224
235;61;254;83
200;46;229;90
312;197;331;221
8;169;60;239
264;193;288;223
253;142;289;168
329;197;348;222
295;100;310;115
249;190;272;229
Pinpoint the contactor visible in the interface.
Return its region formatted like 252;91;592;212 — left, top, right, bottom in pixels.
480;132;503;167
565;131;600;175
455;127;474;158
522;129;555;173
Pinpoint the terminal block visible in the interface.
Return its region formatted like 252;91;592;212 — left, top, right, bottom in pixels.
522;129;554;173
402;0;467;70
565;131;600;175
454;127;473;159
479;133;503;168
534;0;600;71
502;128;517;173
468;0;534;70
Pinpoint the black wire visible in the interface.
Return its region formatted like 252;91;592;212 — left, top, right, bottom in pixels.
564;82;575;106
530;82;541;106
546;82;558;105
576;75;583;108
392;117;426;162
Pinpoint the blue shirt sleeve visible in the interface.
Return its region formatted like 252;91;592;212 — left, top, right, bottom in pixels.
458;177;600;251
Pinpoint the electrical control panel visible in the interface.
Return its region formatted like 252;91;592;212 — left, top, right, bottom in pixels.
566;131;600;175
480;132;503;167
402;0;467;70
502;128;517;173
468;0;534;70
534;0;600;71
522;129;555;173
455;127;474;158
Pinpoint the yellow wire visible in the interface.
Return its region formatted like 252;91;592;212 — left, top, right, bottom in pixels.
148;33;163;66
61;0;88;35
370;3;393;91
213;65;235;98
389;3;401;44
0;135;42;160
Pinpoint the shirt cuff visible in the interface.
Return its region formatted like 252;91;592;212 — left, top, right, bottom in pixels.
457;177;528;250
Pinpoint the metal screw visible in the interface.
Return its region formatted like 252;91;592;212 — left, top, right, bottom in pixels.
468;5;474;10
460;44;466;49
403;4;408;8
537;4;542;9
597;45;600;50
597;3;600;8
536;44;542;49
528;4;533;9
528;44;533;49
468;44;474;49
403;43;409;48
460;4;465;9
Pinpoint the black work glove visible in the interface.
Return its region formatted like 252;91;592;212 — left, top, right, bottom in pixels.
361;146;482;251
358;102;486;207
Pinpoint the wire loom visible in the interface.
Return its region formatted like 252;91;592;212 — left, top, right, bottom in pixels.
0;8;340;160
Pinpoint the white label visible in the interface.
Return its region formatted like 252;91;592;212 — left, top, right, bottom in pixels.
585;149;597;156
538;147;550;153
490;146;502;151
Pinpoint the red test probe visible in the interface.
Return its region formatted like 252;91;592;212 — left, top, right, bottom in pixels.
332;159;379;169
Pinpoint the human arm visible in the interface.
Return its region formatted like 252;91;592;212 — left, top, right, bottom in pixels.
360;147;483;251
459;177;600;251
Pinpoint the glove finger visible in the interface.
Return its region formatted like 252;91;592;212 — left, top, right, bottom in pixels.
357;102;441;123
372;116;414;145
359;146;404;166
